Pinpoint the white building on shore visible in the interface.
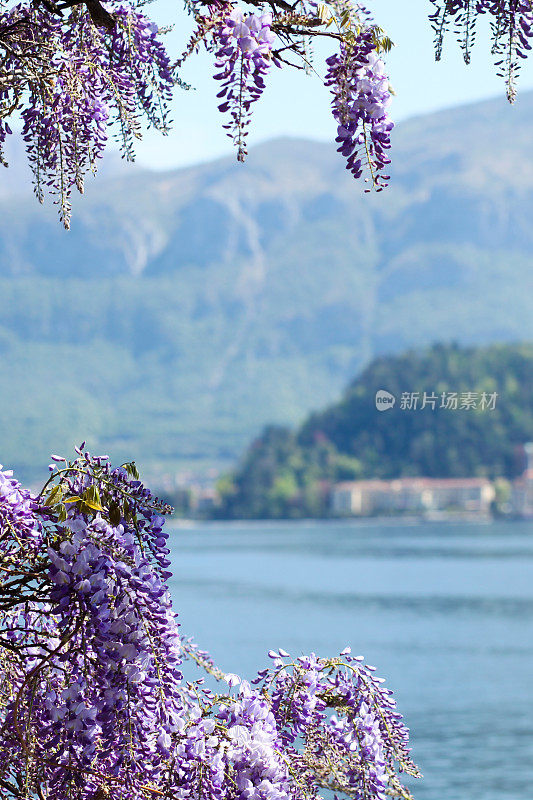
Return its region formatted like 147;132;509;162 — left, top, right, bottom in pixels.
512;443;533;518
331;477;495;517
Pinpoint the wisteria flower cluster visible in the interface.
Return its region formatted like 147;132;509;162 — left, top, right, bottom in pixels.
212;7;277;161
1;0;533;220
0;0;396;215
0;448;420;800
430;0;533;100
181;0;394;185
324;13;393;190
0;1;174;227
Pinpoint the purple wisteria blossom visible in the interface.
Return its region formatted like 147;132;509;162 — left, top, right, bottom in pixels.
212;7;276;160
0;465;42;551
0;450;420;800
0;0;533;218
0;2;174;227
430;0;533;100
325;32;393;190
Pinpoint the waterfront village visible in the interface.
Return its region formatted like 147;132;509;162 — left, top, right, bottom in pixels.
330;445;533;519
163;443;533;520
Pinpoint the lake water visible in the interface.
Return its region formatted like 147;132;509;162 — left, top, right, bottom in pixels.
167;519;533;800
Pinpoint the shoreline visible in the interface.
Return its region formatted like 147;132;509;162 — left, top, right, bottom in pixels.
167;513;531;528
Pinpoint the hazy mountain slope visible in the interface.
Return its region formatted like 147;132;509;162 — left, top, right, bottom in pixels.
1;93;532;484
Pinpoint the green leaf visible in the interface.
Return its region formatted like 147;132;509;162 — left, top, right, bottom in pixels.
122;461;139;480
44;485;63;507
82;499;104;512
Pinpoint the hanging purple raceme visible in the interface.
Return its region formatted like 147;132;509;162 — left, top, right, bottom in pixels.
3;0;533;217
256;649;419;799
0;450;419;800
212;7;277;161
325;29;394;190
0;3;174;228
105;7;174;148
429;0;533;100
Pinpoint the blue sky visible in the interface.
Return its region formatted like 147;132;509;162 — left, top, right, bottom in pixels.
134;0;533;169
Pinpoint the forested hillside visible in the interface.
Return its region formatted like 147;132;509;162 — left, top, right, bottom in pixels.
218;343;533;519
1;91;533;483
